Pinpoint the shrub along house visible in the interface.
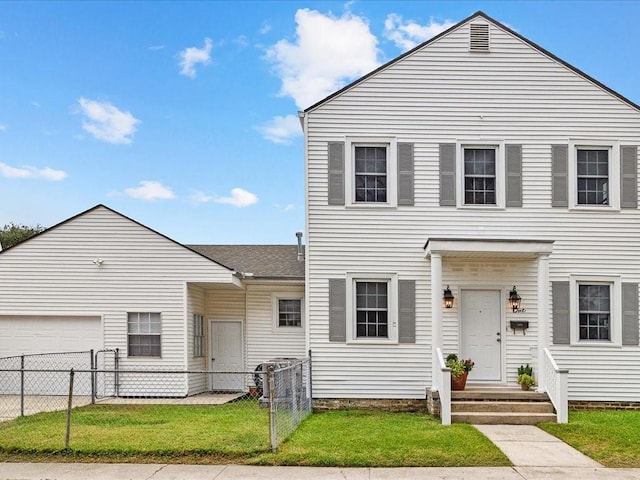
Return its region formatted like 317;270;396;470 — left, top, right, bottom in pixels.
299;11;640;421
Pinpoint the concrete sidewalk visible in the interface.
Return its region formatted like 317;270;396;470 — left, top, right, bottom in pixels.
475;424;602;468
2;463;640;480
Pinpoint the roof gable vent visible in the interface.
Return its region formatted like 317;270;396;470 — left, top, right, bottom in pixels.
469;23;490;52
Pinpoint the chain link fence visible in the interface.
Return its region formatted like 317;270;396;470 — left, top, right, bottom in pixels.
0;353;311;452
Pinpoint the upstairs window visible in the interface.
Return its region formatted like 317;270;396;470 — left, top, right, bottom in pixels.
354;146;387;203
578;284;611;341
577;149;609;205
464;148;496;205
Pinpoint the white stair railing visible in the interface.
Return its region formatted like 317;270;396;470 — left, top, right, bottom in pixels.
542;348;569;423
435;347;451;425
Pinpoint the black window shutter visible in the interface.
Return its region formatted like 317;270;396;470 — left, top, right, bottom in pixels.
329;279;346;342
621;146;638;209
398;280;416;343
397;143;414;206
552;281;570;344
622;283;639;346
551;145;568;207
328;142;345;205
506;145;523;207
439;144;456;206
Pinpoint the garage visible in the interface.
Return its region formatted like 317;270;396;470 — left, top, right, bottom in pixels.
0;315;103;358
0;315;103;396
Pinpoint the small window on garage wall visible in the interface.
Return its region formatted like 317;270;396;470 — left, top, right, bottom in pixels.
272;293;304;330
127;312;161;357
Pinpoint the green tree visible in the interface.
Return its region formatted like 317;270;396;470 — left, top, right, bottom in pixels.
0;223;45;249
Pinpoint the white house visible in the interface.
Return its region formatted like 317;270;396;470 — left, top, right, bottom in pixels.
0;205;305;396
1;11;639;414
299;11;640;408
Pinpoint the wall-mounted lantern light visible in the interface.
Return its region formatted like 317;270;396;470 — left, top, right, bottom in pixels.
443;285;454;309
509;286;522;312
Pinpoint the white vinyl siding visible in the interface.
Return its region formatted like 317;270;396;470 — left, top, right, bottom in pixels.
246;283;306;372
0;206;238;397
305;19;640;400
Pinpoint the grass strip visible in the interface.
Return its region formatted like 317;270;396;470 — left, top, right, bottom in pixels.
540;410;640;468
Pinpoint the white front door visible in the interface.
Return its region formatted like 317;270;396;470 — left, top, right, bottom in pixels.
210;321;244;391
461;290;502;381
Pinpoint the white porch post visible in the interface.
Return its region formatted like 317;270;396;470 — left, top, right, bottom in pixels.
536;253;550;392
431;253;443;388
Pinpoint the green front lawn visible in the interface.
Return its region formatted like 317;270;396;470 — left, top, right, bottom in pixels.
0;405;510;466
539;410;640;468
254;410;510;467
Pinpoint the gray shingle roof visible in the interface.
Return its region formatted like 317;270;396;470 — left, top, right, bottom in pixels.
186;245;305;280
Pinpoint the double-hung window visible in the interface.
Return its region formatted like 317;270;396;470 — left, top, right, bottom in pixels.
568;275;622;345
355;281;388;338
193;314;204;357
464;148;497;205
354;146;388;203
578;284;611;341
127;312;161;357
577;149;609;205
278;299;302;327
345;273;399;343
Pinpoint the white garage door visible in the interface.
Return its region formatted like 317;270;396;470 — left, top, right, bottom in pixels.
0;316;103;395
0;315;103;358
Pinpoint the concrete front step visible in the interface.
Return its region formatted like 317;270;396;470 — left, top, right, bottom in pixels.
452;411;557;425
451;389;548;402
452;400;554;413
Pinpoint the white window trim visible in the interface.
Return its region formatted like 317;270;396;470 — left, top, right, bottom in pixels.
345;137;397;208
568;140;620;210
346;272;398;344
271;293;304;331
456;140;505;209
569;275;622;346
127;312;162;358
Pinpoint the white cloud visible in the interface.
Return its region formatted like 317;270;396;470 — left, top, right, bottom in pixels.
256;114;302;144
124;181;175;201
0;162;67;181
189;190;213;204
214;188;258;208
178;37;213;78
265;8;380;109
77;97;141;144
384;14;456;51
0;124;6;132
149;45;165;51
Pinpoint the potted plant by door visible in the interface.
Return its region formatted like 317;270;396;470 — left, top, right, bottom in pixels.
446;354;475;391
517;364;536;391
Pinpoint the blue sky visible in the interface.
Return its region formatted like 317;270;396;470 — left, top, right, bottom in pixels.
1;1;639;244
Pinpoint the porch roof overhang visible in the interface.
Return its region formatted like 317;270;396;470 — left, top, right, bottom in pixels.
424;238;554;259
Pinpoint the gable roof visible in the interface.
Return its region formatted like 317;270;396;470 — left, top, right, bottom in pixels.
303;10;640;114
0;204;304;280
0;204;234;272
187;245;305;280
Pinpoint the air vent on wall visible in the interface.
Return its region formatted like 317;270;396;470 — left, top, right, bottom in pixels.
469;23;490;52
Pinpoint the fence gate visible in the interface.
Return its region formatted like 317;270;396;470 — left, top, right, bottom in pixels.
94;349;119;399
